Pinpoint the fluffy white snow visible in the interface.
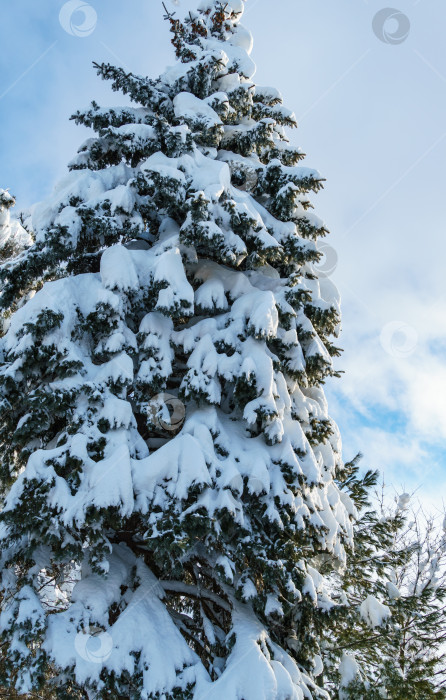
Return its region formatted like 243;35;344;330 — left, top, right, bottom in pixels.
0;189;31;254
360;595;391;629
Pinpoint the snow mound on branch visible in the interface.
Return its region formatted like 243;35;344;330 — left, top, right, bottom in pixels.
194;602;324;700
360;595;391;629
0;189;31;254
101;244;139;292
174;92;222;126
231;23;254;54
339;652;361;693
386;581;401;600
397;492;411;510
44;544;208;696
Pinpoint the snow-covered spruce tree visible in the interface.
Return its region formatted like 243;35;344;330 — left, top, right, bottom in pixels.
324;461;446;699
0;190;31;262
0;1;354;697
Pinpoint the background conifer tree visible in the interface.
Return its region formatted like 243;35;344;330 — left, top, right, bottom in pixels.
324;459;446;699
0;2;355;697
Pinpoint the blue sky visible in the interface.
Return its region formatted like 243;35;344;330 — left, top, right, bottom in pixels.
1;0;445;510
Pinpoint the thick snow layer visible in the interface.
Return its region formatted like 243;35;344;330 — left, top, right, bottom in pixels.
194;602;320;700
339;652;361;689
386;581;401;600
231;24;254;55
44;545;208;695
0;189;31;253
360;595;391;629
204;38;256;79
174;92;222;127
101;244;139;292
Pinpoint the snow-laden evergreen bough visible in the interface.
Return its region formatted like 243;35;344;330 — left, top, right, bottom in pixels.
323;465;446;699
0;2;356;697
